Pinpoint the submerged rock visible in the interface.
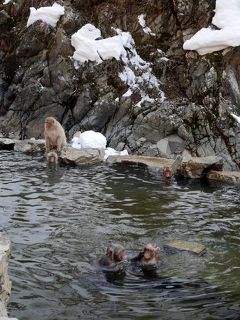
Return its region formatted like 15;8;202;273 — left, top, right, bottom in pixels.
164;240;206;256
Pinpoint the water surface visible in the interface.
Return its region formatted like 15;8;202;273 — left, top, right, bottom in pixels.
0;151;240;320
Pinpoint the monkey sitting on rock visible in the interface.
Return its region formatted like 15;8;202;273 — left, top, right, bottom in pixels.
44;116;67;153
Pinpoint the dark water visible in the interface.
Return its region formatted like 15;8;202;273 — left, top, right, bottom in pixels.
1;151;240;320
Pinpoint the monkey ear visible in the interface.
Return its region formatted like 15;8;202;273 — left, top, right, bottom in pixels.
153;244;160;252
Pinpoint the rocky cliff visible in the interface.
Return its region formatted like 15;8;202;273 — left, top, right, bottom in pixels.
0;0;240;170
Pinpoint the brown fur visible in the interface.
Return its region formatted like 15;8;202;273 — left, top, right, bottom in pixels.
47;151;58;164
44;117;67;152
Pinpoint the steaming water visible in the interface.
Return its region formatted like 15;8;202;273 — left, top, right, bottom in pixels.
1;151;240;320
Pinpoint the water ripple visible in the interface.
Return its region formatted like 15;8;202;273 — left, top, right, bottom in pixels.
0;152;239;319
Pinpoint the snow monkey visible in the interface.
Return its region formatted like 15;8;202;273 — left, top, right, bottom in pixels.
131;243;160;267
44;117;67;153
46;151;58;165
162;166;172;178
98;244;127;270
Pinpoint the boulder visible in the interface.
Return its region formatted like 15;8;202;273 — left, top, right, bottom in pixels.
176;154;224;178
0;138;45;154
14;139;45;154
207;170;240;184
60;145;104;166
164;240;206;256
0;138;16;150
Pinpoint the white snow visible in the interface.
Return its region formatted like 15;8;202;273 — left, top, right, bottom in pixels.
71;24;126;64
71;131;128;160
27;2;65;28
71;24;165;107
3;0;11;4
183;0;240;55
138;14;156;36
72;130;107;149
231;113;240;124
123;89;133;97
104;147;128;160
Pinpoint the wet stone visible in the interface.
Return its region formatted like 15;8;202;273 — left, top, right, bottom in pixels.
164;240;206;256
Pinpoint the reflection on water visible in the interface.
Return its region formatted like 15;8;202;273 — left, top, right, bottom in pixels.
0;151;240;320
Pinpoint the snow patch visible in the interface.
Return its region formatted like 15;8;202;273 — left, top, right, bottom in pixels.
27;2;65;28
71;24;165;107
138;14;156;36
71;131;128;160
231;113;240;124
3;0;11;4
183;0;240;55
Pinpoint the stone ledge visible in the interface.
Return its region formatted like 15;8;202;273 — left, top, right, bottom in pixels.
0;138;45;154
207;170;240;184
107;155;174;168
0;235;12;318
60;146;105;166
164;240;206;256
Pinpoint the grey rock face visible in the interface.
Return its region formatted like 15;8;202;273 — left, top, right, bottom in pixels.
0;0;240;170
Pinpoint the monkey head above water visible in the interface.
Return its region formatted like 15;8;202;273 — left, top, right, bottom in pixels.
47;151;58;165
131;243;160;267
44;117;67;153
98;244;127;271
161;167;172;178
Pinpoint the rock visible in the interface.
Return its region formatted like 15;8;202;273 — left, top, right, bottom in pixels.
60;145;104;166
0;138;45;153
1;0;240;172
176;155;224;178
0;234;12;318
207;170;240;184
14;139;45;154
0;138;16;150
164;240;206;256
107;154;174;169
157;134;185;158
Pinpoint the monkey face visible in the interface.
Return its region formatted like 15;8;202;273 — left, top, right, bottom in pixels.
45;117;55;129
143;248;154;260
162;167;172;178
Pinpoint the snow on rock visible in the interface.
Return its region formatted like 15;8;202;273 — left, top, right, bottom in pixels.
71;24;165;107
104;147;128;160
183;0;240;55
71;131;128;160
27;2;65;28
138;14;156;36
71;24;126;64
231;113;240;124
72;130;107;149
3;0;11;4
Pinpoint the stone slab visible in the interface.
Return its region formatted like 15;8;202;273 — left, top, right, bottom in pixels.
60;146;104;166
207;170;240;184
164;240;206;256
107;155;174;169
